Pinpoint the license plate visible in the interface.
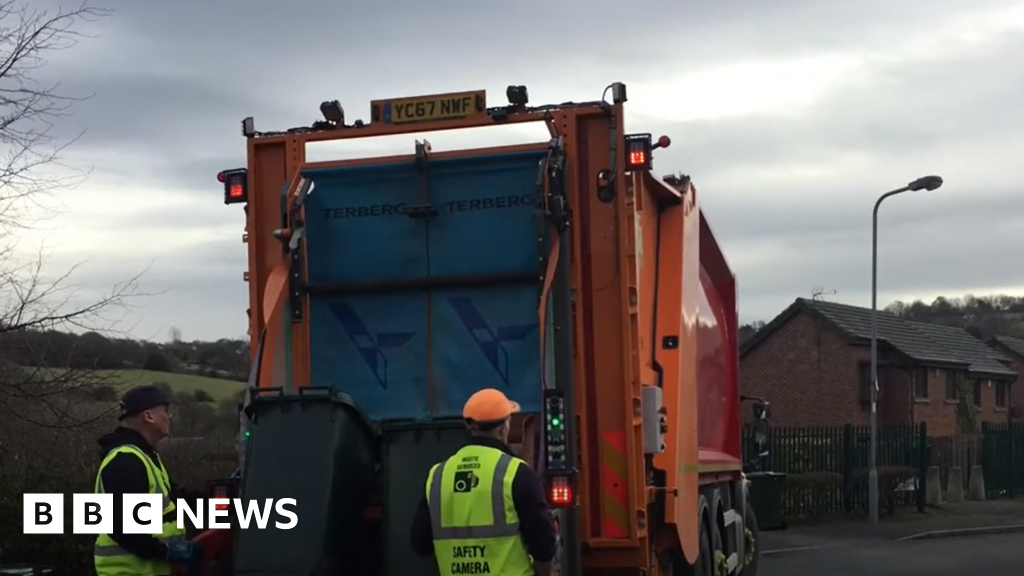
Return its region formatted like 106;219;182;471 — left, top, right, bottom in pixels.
373;90;486;125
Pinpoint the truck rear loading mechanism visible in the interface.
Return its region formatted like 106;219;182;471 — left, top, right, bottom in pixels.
199;82;761;576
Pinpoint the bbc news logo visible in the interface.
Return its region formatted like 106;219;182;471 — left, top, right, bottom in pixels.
23;494;298;534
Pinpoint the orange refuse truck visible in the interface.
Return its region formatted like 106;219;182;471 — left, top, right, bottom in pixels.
199;82;760;576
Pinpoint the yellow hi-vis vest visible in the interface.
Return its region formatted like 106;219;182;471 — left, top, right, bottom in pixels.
93;444;187;576
426;444;534;576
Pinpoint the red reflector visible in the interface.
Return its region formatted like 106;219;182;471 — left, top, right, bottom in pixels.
217;171;226;183
549;476;573;505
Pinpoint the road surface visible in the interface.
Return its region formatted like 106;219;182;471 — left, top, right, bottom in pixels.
761;532;1022;576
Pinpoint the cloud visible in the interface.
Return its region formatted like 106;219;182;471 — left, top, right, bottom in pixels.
14;0;1024;340
25;236;248;342
627;7;1024;322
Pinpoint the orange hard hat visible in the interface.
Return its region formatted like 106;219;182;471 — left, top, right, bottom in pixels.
462;388;521;423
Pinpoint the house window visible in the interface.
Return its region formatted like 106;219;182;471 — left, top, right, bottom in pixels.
945;371;959;401
996;381;1008;409
973;379;983;407
913;367;928;400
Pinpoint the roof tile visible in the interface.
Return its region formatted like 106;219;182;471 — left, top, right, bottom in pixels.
798;298;1016;377
907;321;1014;376
993;334;1024;360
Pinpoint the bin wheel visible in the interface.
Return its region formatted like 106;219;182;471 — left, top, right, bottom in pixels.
742;501;760;576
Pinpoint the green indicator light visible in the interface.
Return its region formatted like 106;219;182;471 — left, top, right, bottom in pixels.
244;430;250;437
552;418;561;426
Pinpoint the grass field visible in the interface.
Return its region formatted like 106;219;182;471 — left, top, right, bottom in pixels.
21;366;247;403
108;369;246;401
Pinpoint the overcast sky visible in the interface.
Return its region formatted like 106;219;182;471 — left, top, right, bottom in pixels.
17;0;1024;342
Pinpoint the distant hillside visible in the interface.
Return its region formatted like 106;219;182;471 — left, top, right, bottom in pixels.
0;328;250;382
739;293;1024;345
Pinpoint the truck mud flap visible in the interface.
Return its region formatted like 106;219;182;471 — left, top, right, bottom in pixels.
233;387;377;576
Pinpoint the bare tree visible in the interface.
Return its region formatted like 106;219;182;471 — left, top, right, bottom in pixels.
0;0;107;228
0;1;150;432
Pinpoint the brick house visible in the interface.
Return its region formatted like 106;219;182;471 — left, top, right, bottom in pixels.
988;335;1024;420
739;298;1017;436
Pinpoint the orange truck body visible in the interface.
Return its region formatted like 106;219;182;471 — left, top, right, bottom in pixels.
211;83;756;576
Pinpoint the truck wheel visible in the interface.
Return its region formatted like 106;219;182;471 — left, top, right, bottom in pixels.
696;520;714;576
710;519;727;576
742;501;760;576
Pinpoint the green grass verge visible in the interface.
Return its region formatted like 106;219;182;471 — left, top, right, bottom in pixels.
19;366;246;402
107;369;246;401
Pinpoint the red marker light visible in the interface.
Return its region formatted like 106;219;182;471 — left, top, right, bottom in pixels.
548;476;573;506
623;133;654;170
222;168;249;205
628;149;647;167
213;485;229;510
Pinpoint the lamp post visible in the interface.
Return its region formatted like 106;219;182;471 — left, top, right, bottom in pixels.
870;174;943;526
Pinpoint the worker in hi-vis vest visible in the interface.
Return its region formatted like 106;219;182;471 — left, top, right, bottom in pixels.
93;384;204;576
410;388;557;576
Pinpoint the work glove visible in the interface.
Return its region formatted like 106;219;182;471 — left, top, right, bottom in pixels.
166;540;204;572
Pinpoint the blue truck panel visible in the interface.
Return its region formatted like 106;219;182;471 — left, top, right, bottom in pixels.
430;287;539;417
425;153;541;277
303;149;546;421
308;295;430;419
303;162;429;285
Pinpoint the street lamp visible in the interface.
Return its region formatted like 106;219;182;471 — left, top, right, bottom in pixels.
869;175;943;526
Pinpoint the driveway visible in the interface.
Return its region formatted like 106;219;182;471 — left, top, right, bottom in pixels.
760;532;1022;576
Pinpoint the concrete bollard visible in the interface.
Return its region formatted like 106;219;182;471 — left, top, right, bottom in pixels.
947;466;964;503
968;464;986;501
925;466;942;505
